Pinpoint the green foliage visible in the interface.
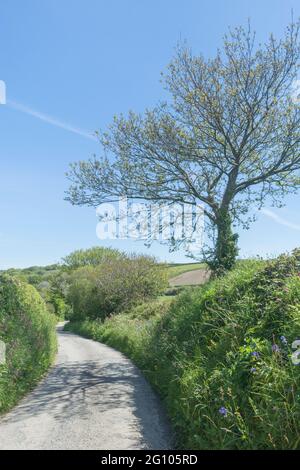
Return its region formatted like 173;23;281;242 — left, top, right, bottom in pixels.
3;265;60;286
62;246;124;270
41;271;72;319
1;265;65;319
67;255;168;321
0;275;57;414
67;251;300;449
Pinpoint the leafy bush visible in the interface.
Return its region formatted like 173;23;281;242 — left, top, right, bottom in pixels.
62;246;124;270
67;250;300;449
3;265;60;286
0;275;57;414
68;255;168;320
39;271;72;319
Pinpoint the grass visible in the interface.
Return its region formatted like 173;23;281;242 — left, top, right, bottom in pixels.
0;275;57;414
66;251;300;449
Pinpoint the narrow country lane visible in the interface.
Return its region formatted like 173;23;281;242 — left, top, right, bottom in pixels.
0;325;172;450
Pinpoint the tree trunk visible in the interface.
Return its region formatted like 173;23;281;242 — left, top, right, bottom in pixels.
210;209;239;276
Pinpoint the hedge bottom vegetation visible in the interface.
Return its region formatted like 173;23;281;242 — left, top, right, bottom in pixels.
0;276;57;414
66;252;300;449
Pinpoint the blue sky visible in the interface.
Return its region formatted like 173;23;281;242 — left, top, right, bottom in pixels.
1;0;300;269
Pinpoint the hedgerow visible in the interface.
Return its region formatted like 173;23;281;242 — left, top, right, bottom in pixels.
0;275;57;413
67;251;300;449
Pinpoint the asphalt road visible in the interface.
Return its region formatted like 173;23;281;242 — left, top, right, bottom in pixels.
0;325;172;450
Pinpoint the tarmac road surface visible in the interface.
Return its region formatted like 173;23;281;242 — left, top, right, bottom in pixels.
0;325;172;450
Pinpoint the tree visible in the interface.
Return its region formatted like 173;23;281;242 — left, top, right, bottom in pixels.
62;246;124;270
67;255;168;320
66;21;300;274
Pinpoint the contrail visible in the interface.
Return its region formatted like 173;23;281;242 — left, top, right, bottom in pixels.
7;99;97;141
261;208;300;231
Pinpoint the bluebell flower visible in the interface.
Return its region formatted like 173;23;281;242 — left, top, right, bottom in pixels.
272;344;280;353
251;351;260;358
218;406;228;417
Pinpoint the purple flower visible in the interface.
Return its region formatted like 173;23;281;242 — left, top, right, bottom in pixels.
280;335;288;346
251;351;260;358
272;344;280;353
218;406;228;417
250;367;257;373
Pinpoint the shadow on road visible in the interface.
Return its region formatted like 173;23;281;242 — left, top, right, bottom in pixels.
1;330;172;449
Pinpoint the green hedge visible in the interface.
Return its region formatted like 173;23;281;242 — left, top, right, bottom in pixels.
67;255;168;321
67;252;300;449
0;275;57;414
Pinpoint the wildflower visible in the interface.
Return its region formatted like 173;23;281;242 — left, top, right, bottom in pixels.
272;344;280;353
251;351;260;358
218;406;228;417
250;367;257;373
280;335;288;346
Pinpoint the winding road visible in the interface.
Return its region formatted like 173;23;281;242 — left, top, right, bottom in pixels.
0;325;172;450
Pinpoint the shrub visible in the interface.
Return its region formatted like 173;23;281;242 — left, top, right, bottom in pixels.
67;255;168;320
0;275;57;414
145;255;300;449
39;271;72;319
62;246;124;270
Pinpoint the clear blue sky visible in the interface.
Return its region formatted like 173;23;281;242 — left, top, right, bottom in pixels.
1;0;300;269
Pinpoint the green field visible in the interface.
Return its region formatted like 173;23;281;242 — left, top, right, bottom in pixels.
165;262;205;279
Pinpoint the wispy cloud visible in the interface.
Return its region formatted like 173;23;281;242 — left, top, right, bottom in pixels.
261;208;300;231
7;99;97;141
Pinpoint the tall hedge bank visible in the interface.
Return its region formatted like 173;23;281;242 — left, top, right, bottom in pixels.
0;275;57;413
